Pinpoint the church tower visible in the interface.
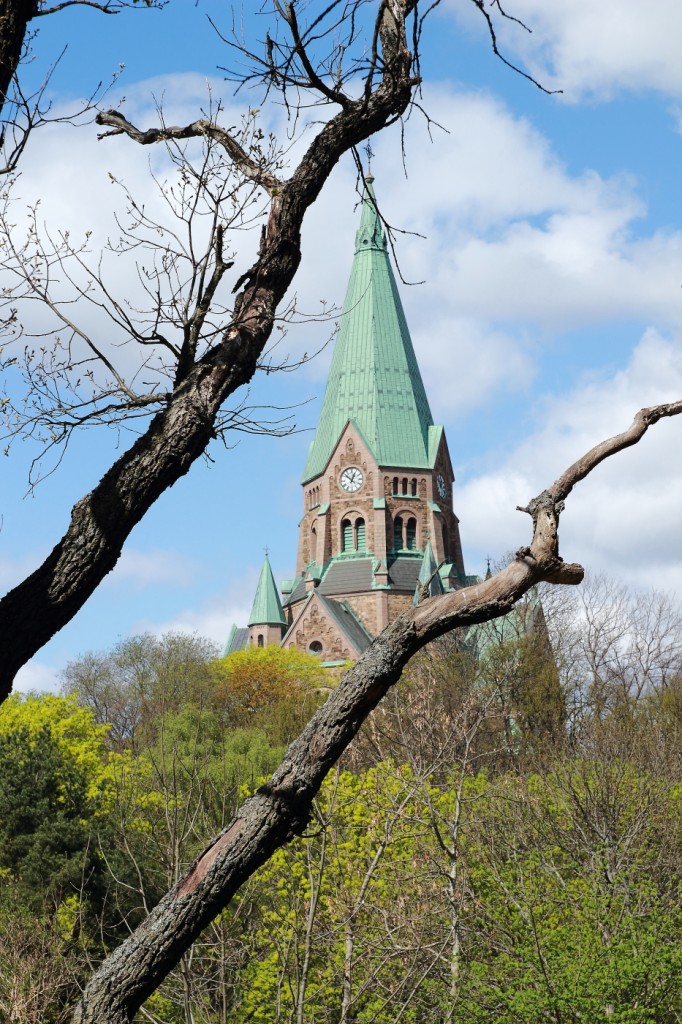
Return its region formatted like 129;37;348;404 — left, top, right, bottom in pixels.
228;178;466;663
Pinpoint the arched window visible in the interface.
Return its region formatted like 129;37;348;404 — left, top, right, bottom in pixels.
406;517;417;550
393;476;399;494
402;477;408;495
309;640;323;656
342;518;353;552
257;634;264;648
411;478;417;496
355;517;366;551
310;521;317;561
393;515;403;551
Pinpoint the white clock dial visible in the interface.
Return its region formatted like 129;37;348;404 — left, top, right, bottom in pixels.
340;467;363;493
436;473;447;498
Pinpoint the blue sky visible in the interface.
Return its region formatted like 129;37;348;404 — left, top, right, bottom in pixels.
3;0;682;690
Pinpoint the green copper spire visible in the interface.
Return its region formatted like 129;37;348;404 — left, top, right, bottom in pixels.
248;554;287;627
303;177;435;483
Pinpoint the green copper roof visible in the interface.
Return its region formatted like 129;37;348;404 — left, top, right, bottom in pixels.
303;177;435;483
248;554;287;627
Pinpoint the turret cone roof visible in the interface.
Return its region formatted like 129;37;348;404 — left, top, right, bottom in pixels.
248;554;287;627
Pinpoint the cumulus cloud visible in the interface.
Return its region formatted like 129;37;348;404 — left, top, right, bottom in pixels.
132;563;262;649
292;84;682;428
457;331;682;594
446;0;682;102
14;660;60;694
7;75;680;434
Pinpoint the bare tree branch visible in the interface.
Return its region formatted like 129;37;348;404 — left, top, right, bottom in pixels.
95;110;284;193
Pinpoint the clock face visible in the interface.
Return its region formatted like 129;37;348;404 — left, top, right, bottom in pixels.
436;473;447;498
340;467;364;493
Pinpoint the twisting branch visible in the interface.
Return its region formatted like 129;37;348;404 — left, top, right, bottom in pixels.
550;400;682;502
95;110;284;193
71;401;682;1023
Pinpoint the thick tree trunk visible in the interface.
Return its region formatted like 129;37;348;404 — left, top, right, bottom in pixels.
0;2;415;700
0;1;36;116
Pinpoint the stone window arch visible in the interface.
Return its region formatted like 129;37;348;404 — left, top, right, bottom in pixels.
406;517;417;550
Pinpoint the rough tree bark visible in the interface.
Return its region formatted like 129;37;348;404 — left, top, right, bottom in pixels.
70;401;682;1023
0;0;37;115
0;0;418;697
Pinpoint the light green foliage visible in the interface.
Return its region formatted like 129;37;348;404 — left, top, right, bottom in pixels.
0;692;111;801
231;762;443;1024
3;625;682;1024
0;695;115;1019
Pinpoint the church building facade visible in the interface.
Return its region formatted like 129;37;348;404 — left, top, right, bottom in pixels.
226;179;473;665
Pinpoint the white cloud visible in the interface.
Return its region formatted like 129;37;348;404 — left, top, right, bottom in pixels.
14;660;60;694
132;564;260;649
6;75;681;442
291;85;682;428
446;0;682;102
458;331;682;594
109;547;199;589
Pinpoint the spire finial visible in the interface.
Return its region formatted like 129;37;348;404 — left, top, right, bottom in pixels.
485;556;492;580
364;141;374;181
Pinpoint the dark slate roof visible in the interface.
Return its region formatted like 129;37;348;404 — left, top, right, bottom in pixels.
224;626;249;655
319;559;374;596
320;596;373;653
387;556;422;591
282;577;306;607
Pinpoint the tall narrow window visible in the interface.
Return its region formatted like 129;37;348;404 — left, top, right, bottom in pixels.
342;518;353;552
406;517;417;550
411;478;417;496
356;517;366;551
257;634;264;648
393;516;403;551
402;477;408;495
393;476;399;494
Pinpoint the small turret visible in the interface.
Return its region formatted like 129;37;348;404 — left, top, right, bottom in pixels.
248;553;287;647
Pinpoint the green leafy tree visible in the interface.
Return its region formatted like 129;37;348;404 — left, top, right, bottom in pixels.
213;646;329;745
